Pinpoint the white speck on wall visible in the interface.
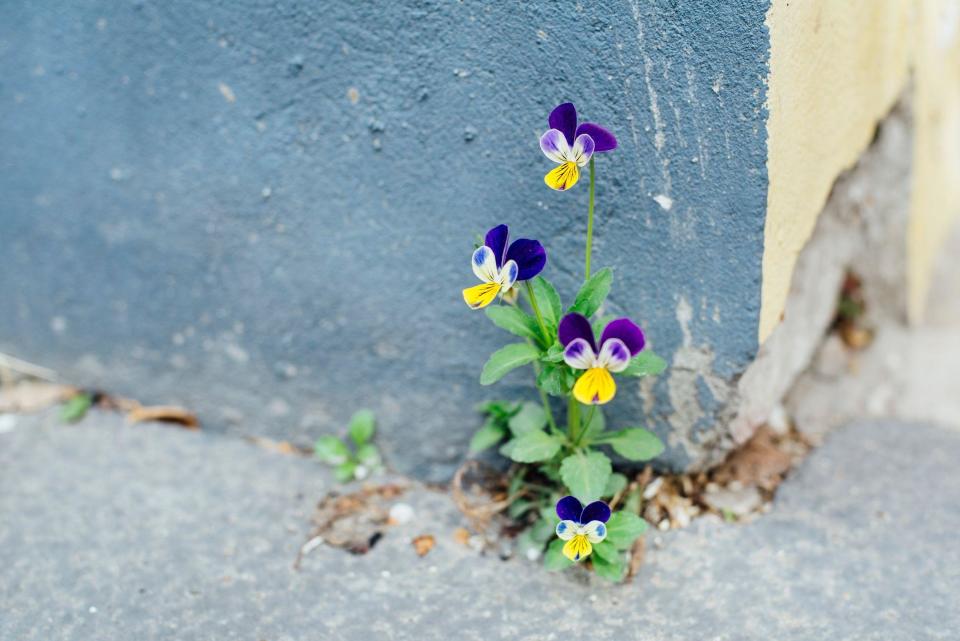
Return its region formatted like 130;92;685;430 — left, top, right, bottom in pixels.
223;343;249;363
261;186;271;199
218;82;236;103
109;167;129;181
0;415;17;434
653;194;673;211
50;316;67;334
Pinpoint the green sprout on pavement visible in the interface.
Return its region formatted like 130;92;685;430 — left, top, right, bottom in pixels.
314;409;382;482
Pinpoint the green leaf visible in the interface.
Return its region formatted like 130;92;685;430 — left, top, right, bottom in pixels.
507;402;548;435
600;428;665;461
541;342;565;363
348;409;376;445
334;461;357;482
603;472;628;498
559;451;612;503
507;430;563;463
475;400;521;419
60;393;92;423
485;306;541;341
580;406;606;442
621;351;668;377
530;276;562;334
543;538;573;571
568;267;613;318
591;539;621;564
537;364;572;397
355;443;381;466
499;438;517;459
529;517;557;543
605;511;649;549
469;420;507;452
315;436;350;465
591;553;626;582
479;343;541;385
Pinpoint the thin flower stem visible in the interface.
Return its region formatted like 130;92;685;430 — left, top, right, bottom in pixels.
575;405;597;447
567;395;580;442
511;290;558;434
524;280;550;346
584;157;596;281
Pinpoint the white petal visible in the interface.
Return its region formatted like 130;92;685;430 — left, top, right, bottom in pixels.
555;519;578;541
571;133;595;167
596;338;630;373
540;128;572;164
563;338;596;370
582;520;608;544
499;259;519;292
471;246;498;283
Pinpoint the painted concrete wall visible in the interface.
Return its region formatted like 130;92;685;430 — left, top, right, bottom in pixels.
0;1;770;479
762;0;960;341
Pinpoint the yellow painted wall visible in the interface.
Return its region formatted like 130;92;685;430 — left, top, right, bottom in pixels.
762;0;960;342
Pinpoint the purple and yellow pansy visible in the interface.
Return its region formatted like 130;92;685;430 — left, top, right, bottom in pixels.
463;224;546;310
559;312;645;405
555;495;610;561
540;102;618;191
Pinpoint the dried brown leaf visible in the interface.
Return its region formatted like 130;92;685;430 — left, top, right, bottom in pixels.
126;405;199;429
412;534;436;557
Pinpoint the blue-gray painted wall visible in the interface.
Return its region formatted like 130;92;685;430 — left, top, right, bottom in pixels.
0;1;768;480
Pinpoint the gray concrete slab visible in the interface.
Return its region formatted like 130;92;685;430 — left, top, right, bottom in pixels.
1;411;958;640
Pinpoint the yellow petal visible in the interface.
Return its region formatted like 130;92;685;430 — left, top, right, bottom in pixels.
562;534;593;562
544;161;579;191
462;282;501;309
573;367;617;405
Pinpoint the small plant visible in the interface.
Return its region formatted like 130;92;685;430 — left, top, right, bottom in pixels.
462;102;667;581
314;409;382;482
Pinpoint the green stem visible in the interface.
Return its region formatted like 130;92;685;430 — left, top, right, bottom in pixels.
584;157;596;281
532;361;559;434
524;280;550;346
575;405;596;447
567;396;581;442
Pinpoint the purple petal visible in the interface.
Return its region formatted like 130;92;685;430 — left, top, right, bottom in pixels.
598;338;631;372
580;500;611;524
575;122;617;152
484;224;509;268
558;313;597;352
556;495;583;522
548;102;577;146
600;318;645;356
504;238;546;281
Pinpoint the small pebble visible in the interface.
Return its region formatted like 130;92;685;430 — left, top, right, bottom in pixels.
388;503;414;525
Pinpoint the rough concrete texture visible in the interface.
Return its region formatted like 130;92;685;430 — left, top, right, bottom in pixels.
0;1;770;479
787;218;960;440
729;97;914;447
2;410;959;640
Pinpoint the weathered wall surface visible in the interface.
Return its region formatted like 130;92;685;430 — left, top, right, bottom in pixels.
761;0;960;342
0;1;770;479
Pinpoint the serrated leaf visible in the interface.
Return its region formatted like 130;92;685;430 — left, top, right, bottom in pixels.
315;435;350;465
529;276;562;334
559;451;612;503
355;443;380;466
485;306;541;341
568;268;612;318
601;428;665;461
603;472;628;498
348;409;376;445
536;364;568;397
591;539;621;564
507;402;547;435
541;342;565;363
60;393;92;423
479;343;541;385
605;511;648;548
507;430;563;463
591;553;626;582
621;351;668;377
529;517;557;543
469;420;507;452
544;538;573;571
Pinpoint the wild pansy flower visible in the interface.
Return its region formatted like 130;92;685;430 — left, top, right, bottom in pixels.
463;224;546;310
540;102;618;191
555;495;610;561
559;312;645;405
